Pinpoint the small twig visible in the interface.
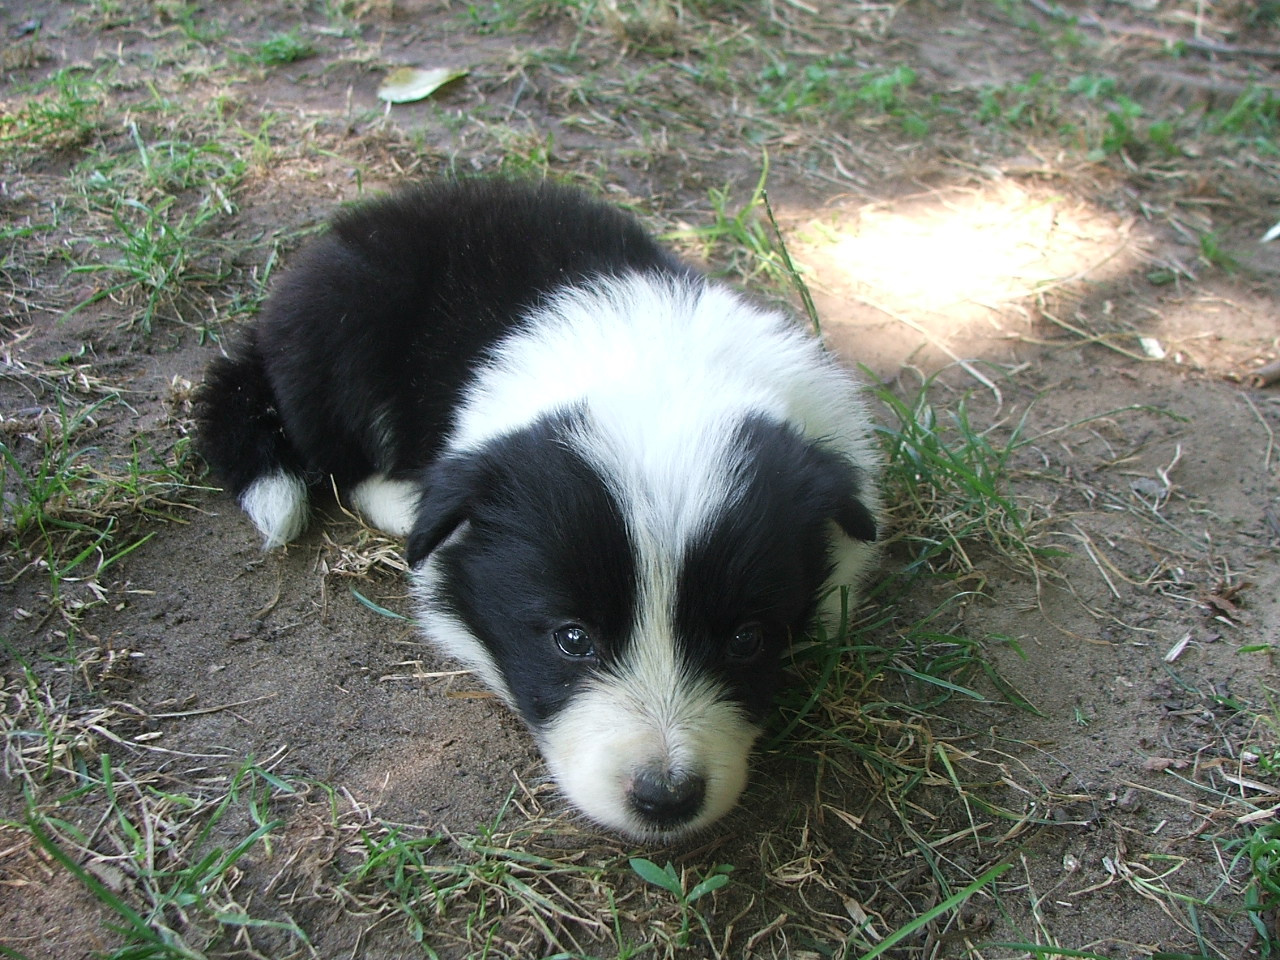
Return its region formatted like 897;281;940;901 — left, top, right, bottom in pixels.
852;293;1003;405
1244;358;1280;389
1241;390;1275;473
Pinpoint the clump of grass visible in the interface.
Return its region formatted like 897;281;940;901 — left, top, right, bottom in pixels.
67;125;245;332
66;194;229;332
668;159;799;298
1196;229;1242;274
0;68;103;152
1213;84;1279;141
1;389;210;609
1237;823;1280;956
872;372;1051;579
977;72;1060;129
1067;72;1181;160
247;29;316;66
756;58;925;134
1;658;311;958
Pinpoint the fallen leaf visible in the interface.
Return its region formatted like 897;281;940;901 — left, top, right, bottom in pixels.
378;66;468;104
1198;583;1249;619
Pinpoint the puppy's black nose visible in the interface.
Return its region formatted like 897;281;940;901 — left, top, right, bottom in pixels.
628;768;707;827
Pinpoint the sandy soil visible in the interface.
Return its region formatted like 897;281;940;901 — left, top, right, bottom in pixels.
2;1;1279;958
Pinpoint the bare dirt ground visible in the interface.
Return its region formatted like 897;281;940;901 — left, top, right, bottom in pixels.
2;1;1279;958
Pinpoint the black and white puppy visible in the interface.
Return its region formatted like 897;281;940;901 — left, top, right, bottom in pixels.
197;179;881;840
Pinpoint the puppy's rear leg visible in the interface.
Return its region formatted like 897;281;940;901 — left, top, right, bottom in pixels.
349;474;420;536
196;341;311;548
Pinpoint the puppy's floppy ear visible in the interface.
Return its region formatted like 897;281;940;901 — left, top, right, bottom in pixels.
831;489;878;543
806;444;878;543
739;416;879;544
783;429;878;544
406;454;486;567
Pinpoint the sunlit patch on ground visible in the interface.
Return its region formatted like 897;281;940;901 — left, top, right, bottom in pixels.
784;179;1149;375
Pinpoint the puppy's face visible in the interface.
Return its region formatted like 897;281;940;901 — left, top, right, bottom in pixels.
408;413;876;839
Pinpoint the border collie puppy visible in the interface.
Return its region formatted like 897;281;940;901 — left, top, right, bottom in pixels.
197;179;881;840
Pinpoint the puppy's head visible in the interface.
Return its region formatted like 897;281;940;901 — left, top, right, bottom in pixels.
407;411;877;840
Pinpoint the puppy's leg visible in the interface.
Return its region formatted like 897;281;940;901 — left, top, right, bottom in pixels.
196;340;311;548
349;474;420;536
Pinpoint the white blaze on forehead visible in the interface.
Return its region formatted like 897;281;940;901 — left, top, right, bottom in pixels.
448;273;848;453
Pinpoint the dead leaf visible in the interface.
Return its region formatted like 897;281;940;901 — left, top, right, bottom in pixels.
1201;580;1250;620
1142;757;1188;772
377;66;468;104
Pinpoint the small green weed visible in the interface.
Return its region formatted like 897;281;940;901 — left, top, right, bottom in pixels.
1067;73;1181;159
1199;231;1241;273
1224;822;1280;955
629;857;732;948
1213;84;1279;139
977;73;1059;129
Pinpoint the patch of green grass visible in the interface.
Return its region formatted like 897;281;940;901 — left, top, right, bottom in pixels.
1198;230;1241;273
247;29;316;66
667;160;798;297
1221;821;1280;956
1212;84;1280;153
977;72;1060;129
157;0;229;44
1;389;208;610
1064;73;1182;160
493;129;556;179
0;68;104;153
67;193;228;332
87;122;248;199
66;125;246;332
872;373;1047;578
344;805;633;957
1;656;311;958
19;762;308;958
755;58;924;133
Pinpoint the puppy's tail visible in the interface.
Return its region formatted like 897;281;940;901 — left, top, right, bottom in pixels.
196;336;309;548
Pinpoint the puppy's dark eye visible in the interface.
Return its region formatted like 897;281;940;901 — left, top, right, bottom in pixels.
727;622;765;662
553;624;596;659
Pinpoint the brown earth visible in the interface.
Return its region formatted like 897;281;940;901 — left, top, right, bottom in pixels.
2;1;1279;958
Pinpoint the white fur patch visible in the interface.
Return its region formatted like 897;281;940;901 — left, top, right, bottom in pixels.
409;543;513;706
349;474;420;536
240;471;309;549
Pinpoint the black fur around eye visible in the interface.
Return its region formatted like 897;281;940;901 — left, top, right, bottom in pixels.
727;622;765;662
554;624;596;659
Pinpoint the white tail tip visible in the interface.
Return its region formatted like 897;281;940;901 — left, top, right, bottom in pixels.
240;471;309;549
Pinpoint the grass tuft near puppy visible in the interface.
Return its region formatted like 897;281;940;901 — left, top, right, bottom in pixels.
196;178;881;840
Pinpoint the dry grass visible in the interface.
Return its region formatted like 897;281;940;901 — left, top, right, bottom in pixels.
3;0;1278;957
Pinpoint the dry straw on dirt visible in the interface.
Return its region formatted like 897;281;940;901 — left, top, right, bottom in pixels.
2;1;1279;958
